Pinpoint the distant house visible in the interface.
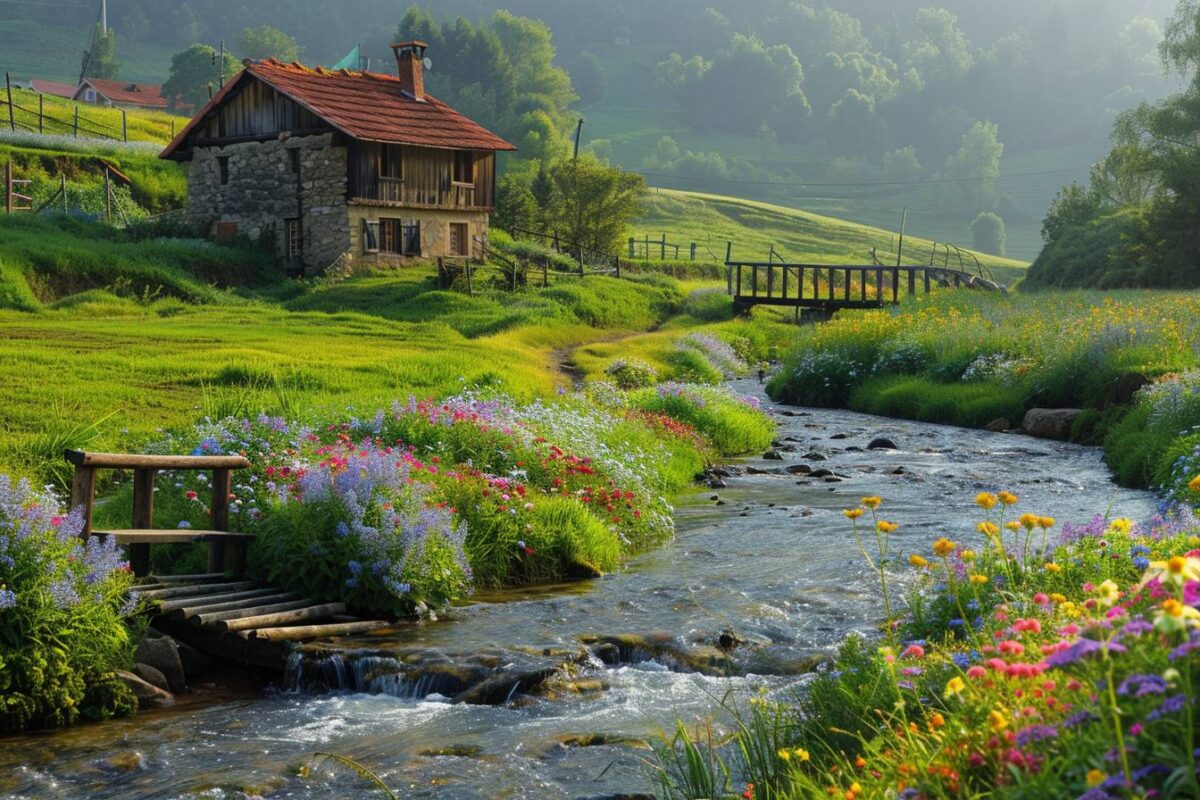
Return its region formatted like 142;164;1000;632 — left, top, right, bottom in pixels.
160;42;516;273
13;78;78;99
75;78;170;111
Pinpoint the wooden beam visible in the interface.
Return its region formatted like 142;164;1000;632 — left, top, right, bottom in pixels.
191;596;311;625
156;587;284;614
65;450;250;470
217;602;347;633
69;464;96;538
247;620;392;641
140;580;259;601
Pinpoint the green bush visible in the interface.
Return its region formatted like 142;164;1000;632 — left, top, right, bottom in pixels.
665;348;724;384
849;375;1026;429
605;358;659;389
0;476;139;732
630;385;774;456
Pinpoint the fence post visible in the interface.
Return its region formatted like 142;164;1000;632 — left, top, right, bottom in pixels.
61;173;67;214
690;242;696;261
121;109;127;142
4;160;11;214
5;72;13;132
579;247;585;277
103;167;111;223
628;237;634;259
38;93;43;133
660;233;666;260
73;106;78;137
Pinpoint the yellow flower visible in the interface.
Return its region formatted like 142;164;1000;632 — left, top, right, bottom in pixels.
969;574;989;586
932;538;957;558
1143;556;1200;586
976;492;998;510
1190;536;1200;548
1189;475;1200;493
778;749;792;762
1096;579;1121;607
1049;592;1067;604
862;496;882;509
943;676;966;698
794;748;811;762
1108;518;1134;535
929;712;945;729
909;554;929;569
987;709;1009;732
1155;598;1200;633
1038;516;1055;529
843;507;865;520
1087;769;1106;788
977;521;999;537
1044;562;1062;574
961;549;976;561
1004;521;1021;532
1019;513;1040;530
998;491;1018;506
877;520;899;534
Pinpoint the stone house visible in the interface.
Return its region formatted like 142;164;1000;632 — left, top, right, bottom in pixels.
160;42;516;273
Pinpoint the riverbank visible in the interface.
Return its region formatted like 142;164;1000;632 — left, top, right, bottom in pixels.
766;291;1200;499
1;384;1159;799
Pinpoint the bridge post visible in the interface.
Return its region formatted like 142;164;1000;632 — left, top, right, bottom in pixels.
892;269;900;303
925;270;931;294
908;269;916;297
130;469;156;577
69;464;96;538
828;267;835;301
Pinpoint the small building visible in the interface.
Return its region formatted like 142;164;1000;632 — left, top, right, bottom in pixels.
13;78;78;99
75;78;170;111
160;42;516;273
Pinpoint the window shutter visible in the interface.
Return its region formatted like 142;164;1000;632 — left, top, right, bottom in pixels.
363;219;380;253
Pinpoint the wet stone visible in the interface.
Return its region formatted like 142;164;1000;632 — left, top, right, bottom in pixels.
762;450;785;460
830;433;850;440
785;464;812;475
868;437;898;450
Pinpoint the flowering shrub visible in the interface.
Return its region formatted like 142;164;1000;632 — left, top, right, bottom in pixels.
111;385;772;609
605;358;660;389
652;488;1200;800
0;476;139;732
675;333;749;380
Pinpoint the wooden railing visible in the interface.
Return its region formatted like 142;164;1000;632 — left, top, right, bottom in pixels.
727;261;1004;315
360;177;479;209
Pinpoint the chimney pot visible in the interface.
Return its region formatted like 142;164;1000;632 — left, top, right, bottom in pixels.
391;41;427;102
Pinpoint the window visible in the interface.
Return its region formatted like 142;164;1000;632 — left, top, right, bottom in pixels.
375;218;421;256
452;151;474;184
449;222;469;256
285;218;302;257
217;156;230;186
362;220;380;253
84;89;96;102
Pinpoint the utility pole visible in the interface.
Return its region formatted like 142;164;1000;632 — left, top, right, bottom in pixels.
219;40;225;87
573;118;585;161
100;0;107;34
896;207;907;267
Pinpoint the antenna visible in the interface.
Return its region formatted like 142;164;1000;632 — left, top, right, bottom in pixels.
423;56;432;71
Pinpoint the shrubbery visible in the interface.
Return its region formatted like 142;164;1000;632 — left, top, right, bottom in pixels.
0;476;139;732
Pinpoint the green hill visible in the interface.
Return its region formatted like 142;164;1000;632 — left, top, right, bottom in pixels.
0;19;173;84
635;188;1028;285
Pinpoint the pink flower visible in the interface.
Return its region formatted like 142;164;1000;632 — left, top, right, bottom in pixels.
967;666;987;679
999;640;1026;655
1032;593;1050;605
902;644;925;659
1129;723;1143;736
1013;618;1043;634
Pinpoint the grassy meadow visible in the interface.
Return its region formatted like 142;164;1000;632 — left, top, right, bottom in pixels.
4;87;182;144
0;19;177;85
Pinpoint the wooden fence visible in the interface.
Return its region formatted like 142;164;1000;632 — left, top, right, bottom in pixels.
3;72;178;143
628;233;726;262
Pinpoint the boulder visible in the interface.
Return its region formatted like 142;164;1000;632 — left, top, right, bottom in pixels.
985;418;1010;433
762;450;785;461
176;640;215;682
785;464;812;475
867;437;897;450
830;433;849;440
116;670;174;709
135;635;186;694
133;663;170;694
1022;408;1083;441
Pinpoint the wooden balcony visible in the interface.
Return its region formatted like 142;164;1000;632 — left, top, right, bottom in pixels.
352;177;488;210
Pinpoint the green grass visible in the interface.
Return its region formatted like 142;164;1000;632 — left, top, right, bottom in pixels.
634;189;1029;285
5;87;182;144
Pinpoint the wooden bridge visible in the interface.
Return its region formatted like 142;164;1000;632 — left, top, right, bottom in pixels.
68;450;394;671
726;260;1005;316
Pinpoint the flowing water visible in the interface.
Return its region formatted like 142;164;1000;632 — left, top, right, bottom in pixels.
1;383;1160;800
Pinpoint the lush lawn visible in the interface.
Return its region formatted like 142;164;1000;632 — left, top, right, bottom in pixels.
767;290;1200;496
5;87;182;144
633;189;1029;285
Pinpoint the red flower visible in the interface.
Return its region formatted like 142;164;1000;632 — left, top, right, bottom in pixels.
185;491;198;500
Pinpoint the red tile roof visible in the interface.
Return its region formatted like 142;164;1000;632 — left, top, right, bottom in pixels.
83;78;169;108
30;78;78;99
161;59;516;160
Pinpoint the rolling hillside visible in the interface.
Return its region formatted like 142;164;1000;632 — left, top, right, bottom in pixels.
635;188;1029;285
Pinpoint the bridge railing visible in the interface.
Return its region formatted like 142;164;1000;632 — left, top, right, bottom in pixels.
726;261;989;313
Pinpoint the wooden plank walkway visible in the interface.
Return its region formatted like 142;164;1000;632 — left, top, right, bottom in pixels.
141;574;393;671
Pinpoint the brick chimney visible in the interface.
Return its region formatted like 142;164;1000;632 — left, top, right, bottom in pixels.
391;41;427;102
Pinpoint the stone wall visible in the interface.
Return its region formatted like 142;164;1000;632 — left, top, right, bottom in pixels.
347;205;491;266
186;133;350;272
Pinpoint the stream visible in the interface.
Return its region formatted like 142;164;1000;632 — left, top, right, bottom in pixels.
1;382;1160;800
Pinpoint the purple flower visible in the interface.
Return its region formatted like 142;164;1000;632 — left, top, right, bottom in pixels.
1046;638;1126;668
1015;724;1059;746
1146;693;1188;721
0;588;15;609
1117;673;1168;698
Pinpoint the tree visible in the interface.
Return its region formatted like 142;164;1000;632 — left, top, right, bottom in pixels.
571;51;608;106
1089;144;1158;208
826;89;887;157
236;25;302;62
541;155;645;254
883;147;923;182
163;44;243;110
901;8;973;85
970;212;1006;256
1041;183;1102;243
84;24;120;80
495;173;539;232
943;121;1004;213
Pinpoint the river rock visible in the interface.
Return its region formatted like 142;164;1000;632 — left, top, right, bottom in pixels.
867;437;897;450
135;635;186;693
830;433;849;440
94;750;146;773
116;670;174;709
133;663;171;694
809;468;834;478
1022;408;1083;441
985;418;1010;432
176;640;214;682
762;450;785;460
803;452;828;461
708;477;727;488
785;464;812;475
